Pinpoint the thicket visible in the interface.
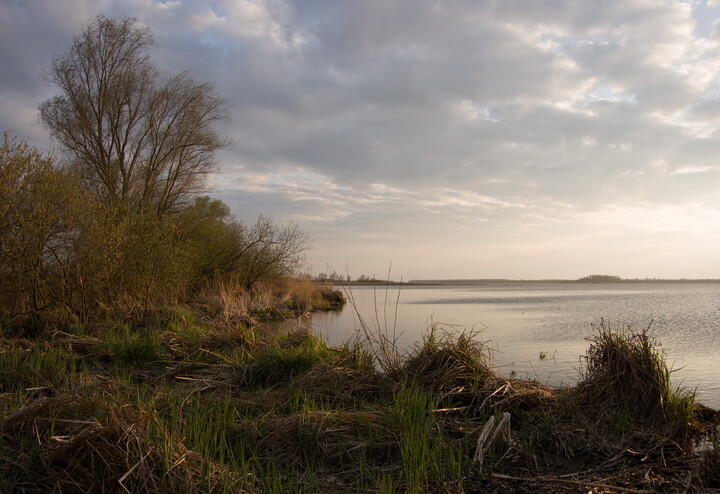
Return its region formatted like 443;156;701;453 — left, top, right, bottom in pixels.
1;15;309;328
0;134;308;326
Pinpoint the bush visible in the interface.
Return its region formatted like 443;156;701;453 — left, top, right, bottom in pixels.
0;134;83;320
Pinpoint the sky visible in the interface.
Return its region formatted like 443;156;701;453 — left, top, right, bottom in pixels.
3;0;720;280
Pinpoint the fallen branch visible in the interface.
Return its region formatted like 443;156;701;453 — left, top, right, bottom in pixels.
490;473;653;493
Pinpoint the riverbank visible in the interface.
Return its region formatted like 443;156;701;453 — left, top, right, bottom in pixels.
1;288;718;492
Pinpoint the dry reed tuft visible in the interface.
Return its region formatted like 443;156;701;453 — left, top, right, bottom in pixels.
569;319;699;450
403;325;495;393
235;408;395;471
572;320;671;422
194;276;344;328
292;363;392;404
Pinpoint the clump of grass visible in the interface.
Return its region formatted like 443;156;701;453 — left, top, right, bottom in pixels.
343;279;404;377
248;328;336;387
96;321;164;366
571;319;696;442
389;382;466;491
403;324;494;393
0;344;77;393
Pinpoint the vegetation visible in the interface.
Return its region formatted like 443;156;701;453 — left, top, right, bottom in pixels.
1;16;309;328
2;13;719;493
1;309;717;493
577;274;624;283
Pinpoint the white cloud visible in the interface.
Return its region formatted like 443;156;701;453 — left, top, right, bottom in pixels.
5;0;720;278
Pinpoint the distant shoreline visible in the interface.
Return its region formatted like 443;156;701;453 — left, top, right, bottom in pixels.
331;278;720;286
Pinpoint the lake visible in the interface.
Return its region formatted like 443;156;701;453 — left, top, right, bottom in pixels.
304;282;720;408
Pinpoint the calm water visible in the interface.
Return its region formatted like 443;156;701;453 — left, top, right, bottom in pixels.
305;283;720;408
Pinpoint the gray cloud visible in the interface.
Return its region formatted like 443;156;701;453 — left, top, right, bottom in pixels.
3;0;720;278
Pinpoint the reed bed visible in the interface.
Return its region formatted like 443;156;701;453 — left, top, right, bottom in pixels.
1;285;719;493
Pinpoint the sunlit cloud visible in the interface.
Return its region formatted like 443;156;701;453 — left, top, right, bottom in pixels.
4;0;720;279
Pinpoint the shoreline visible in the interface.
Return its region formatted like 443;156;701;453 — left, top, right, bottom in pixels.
330;278;720;286
2;287;719;492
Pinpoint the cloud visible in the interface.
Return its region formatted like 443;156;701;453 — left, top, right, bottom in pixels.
3;0;720;278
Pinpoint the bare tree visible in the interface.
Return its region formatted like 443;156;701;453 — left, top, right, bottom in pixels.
237;216;310;288
39;15;229;215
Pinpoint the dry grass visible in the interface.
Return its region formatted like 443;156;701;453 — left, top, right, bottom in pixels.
570;319;698;445
1;293;718;493
403;325;495;393
0;394;245;493
193;277;344;328
236;408;394;471
573;320;669;420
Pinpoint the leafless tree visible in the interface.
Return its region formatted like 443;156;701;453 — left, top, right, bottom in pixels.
237;216;310;288
39;15;229;215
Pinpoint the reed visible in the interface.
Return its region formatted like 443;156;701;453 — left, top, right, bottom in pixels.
0;295;717;493
403;323;494;393
571;319;698;443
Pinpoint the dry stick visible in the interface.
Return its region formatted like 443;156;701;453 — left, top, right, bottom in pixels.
474;415;496;463
476;412;512;464
492;412;511;446
479;382;511;411
118;451;152;489
490;473;652;494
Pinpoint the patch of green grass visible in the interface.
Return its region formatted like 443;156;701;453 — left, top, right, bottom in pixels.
0;345;77;392
97;321;164;366
389;382;466;492
248;329;337;387
181;392;239;466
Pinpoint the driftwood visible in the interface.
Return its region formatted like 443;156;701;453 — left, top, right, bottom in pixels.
473;412;511;466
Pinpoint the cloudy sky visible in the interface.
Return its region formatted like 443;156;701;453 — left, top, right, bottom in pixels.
3;0;720;280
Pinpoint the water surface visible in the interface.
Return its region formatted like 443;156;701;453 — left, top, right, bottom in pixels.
306;283;720;408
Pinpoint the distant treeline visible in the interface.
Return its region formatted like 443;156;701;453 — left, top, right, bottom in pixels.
407;276;720;285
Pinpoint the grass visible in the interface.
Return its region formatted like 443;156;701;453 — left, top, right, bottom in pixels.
571;319;699;443
0;284;718;493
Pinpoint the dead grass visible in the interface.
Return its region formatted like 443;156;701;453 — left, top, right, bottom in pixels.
570;319;699;447
193;277;344;328
403;325;495;393
1;295;718;493
0;394;245;493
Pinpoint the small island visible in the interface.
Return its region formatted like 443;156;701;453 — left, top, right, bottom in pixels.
577;274;624;283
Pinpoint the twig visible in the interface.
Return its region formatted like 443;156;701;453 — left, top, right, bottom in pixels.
474;412;511;465
479;382;511;411
490;473;652;493
118;451;152;488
